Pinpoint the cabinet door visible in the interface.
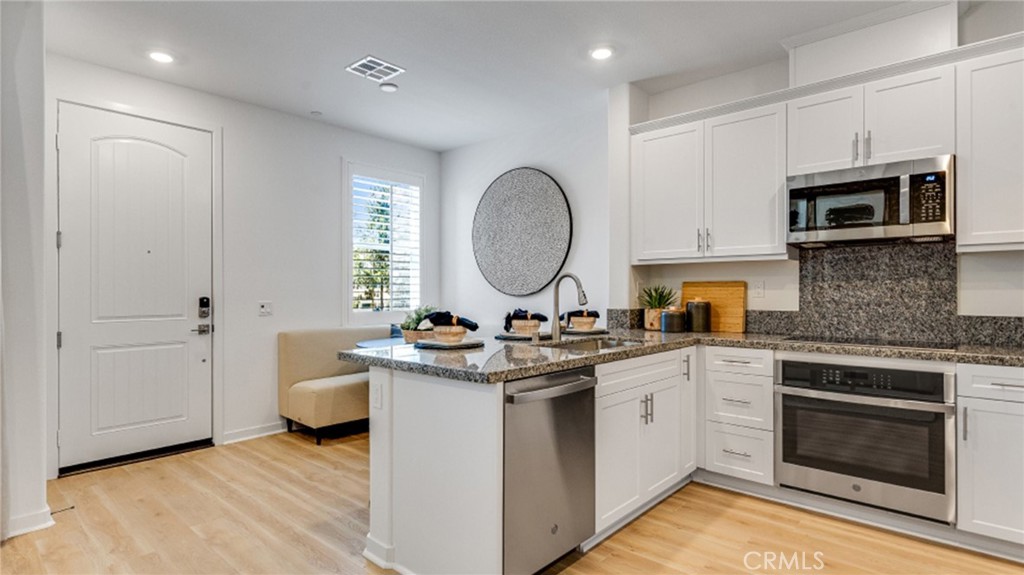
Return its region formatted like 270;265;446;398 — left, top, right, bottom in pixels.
631;122;704;262
639;378;682;500
595;386;643;532
704;103;787;258
787;86;863;175
956;49;1024;250
957;397;1024;544
863;65;954;165
680;348;697;476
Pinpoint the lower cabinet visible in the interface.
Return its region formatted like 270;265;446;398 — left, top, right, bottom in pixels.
957;364;1024;545
595;347;695;533
704;421;774;485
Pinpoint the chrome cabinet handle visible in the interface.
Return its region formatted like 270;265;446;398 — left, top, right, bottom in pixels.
865;130;872;160
852;132;859;164
705;228;711;251
650;393;655;423
723;449;751;458
683;354;691;381
640;394;650;424
697;229;702;252
962;406;968;441
722;397;751;405
720;359;751;365
991;382;1024;389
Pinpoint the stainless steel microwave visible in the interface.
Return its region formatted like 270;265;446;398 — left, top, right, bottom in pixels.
786;155;954;246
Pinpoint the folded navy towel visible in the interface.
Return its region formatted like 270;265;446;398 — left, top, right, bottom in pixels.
504;309;549;332
425;311;479;331
558;309;602;321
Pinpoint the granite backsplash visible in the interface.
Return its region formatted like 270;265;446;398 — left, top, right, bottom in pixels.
616;241;1023;347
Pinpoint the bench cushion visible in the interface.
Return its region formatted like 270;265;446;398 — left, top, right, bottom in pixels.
287;373;370;429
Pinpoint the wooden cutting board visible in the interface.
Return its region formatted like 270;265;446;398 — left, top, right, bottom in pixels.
680;281;747;333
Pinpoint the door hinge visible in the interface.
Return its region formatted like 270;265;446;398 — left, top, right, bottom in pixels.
56;230;63;249
57;331;63;349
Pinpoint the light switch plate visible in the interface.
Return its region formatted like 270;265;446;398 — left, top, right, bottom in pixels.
258;301;273;316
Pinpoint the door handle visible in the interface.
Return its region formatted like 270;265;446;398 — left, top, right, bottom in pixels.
683;354;691;381
640;394;650;424
697;229;702;252
962;406;968;441
650;393;655;423
705;228;711;251
852;132;859;164
191;324;211;335
865;130;872;160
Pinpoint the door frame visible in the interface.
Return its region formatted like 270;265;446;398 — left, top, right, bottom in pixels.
45;96;225;478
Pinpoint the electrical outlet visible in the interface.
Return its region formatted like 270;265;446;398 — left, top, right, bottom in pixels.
751;280;765;299
258;301;273;317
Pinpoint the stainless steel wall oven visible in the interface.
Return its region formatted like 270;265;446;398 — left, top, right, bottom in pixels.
775;355;956;523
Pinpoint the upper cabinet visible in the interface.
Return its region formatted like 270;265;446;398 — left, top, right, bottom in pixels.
704;104;788;259
631;122;703;261
787;66;955;176
631;105;787;264
956;49;1024;252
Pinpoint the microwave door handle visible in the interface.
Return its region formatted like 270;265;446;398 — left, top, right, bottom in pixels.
900;174;911;225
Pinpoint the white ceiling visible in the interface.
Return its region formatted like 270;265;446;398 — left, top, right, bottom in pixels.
44;1;898;152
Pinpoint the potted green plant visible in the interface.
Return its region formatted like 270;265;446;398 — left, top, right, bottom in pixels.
400;305;438;343
639;285;678;331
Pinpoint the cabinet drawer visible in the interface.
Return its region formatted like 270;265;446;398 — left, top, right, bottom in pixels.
596;350;682;398
705;421;774;485
957;364;1024;403
706;371;774;431
705;346;774;377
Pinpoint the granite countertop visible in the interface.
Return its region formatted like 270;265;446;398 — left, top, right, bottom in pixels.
337;328;1024;384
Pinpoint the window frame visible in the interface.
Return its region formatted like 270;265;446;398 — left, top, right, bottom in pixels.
342;160;426;327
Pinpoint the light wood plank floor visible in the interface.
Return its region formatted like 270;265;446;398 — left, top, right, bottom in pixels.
2;430;1020;575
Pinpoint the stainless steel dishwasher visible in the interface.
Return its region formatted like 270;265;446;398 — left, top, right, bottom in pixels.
504;367;596;575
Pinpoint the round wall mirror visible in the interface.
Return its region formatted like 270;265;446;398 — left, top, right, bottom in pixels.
471;167;572;296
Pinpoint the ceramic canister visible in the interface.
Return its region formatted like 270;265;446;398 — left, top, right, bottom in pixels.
685;298;711;332
660;308;685;333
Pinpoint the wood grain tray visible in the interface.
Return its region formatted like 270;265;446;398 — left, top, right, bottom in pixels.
680;281;747;333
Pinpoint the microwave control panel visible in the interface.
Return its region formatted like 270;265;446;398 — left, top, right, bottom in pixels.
910;172;947;223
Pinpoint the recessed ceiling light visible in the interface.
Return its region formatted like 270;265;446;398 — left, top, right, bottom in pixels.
589;46;614;61
379;83;399;93
148;51;175;64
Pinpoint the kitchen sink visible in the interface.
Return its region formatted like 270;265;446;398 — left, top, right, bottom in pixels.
538;337;643;353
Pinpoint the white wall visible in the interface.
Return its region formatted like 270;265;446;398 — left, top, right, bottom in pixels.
2;1;52;539
440;108;608;326
960;0;1024;45
646;59;790;121
44;55;441;457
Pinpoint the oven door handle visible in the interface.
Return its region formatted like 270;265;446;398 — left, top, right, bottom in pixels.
775;385;955;414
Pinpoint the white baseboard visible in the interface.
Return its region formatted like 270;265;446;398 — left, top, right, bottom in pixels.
220;420;286;445
2;506;55;540
363;535;395;569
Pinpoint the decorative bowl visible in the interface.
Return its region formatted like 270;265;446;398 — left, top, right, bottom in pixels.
402;329;434;343
433;325;467;343
511;319;541;335
570;316;597;331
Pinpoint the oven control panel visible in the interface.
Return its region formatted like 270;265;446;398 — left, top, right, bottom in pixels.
781;361;946;402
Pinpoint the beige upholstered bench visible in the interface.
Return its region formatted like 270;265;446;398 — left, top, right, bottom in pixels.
278;326;390;444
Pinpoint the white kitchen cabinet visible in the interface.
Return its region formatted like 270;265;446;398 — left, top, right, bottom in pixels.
595;348;695;533
957;364;1024;545
631;122;704;261
956;49;1024;251
704;103;788;258
786;65;954;176
787;86;864;175
705;370;774;431
705;421;774;485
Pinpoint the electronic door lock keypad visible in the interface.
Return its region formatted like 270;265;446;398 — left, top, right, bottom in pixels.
198;296;211;318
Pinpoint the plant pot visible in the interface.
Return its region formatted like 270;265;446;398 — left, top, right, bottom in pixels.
402;329;434;343
644;308;663;331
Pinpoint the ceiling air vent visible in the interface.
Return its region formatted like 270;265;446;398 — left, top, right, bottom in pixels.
346;55;405;83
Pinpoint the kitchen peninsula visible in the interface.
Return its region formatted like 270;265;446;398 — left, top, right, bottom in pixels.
339;330;1024;574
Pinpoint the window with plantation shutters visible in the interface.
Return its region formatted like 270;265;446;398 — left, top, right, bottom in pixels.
350;173;421;314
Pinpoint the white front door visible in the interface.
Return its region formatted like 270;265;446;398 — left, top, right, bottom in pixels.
57;103;213;468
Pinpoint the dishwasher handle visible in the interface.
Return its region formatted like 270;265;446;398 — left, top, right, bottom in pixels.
506;375;597;405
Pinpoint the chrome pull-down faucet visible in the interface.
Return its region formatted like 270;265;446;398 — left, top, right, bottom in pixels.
551;273;588;342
